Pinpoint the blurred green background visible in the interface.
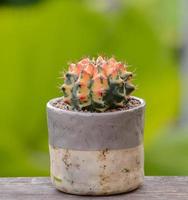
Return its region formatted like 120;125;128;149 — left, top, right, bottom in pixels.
0;0;184;176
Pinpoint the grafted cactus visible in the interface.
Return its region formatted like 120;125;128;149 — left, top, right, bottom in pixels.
61;56;135;112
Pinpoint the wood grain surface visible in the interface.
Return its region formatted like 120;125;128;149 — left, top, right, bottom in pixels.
0;177;187;200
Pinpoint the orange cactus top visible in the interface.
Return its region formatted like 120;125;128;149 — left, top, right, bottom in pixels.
61;56;135;112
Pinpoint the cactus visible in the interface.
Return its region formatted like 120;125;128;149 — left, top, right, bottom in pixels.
61;56;135;112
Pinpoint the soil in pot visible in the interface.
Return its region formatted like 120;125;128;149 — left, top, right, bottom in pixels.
52;97;141;112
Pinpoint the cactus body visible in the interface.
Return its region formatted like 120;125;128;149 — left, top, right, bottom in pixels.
61;56;135;112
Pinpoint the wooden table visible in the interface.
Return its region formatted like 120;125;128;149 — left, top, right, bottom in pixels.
0;177;187;200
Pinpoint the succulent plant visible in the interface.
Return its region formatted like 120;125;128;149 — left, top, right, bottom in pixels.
61;56;135;112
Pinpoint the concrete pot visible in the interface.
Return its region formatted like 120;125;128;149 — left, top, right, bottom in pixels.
47;96;146;195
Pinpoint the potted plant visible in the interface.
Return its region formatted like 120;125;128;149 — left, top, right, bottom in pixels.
47;56;145;195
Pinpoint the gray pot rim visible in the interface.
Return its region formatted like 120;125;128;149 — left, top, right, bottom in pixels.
47;96;146;116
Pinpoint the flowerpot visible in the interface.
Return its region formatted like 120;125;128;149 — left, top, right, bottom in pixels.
47;96;146;195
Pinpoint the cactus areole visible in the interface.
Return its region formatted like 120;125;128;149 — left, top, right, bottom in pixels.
61;56;135;112
47;56;146;195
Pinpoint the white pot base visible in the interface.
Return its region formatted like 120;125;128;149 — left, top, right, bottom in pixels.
49;144;144;195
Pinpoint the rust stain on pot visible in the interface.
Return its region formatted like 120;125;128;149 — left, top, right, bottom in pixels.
136;155;141;166
98;148;111;190
121;168;130;173
99;164;107;170
98;148;109;161
62;149;72;170
99;174;111;194
99;174;110;185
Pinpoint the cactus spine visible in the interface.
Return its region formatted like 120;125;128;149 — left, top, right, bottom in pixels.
61;56;135;112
